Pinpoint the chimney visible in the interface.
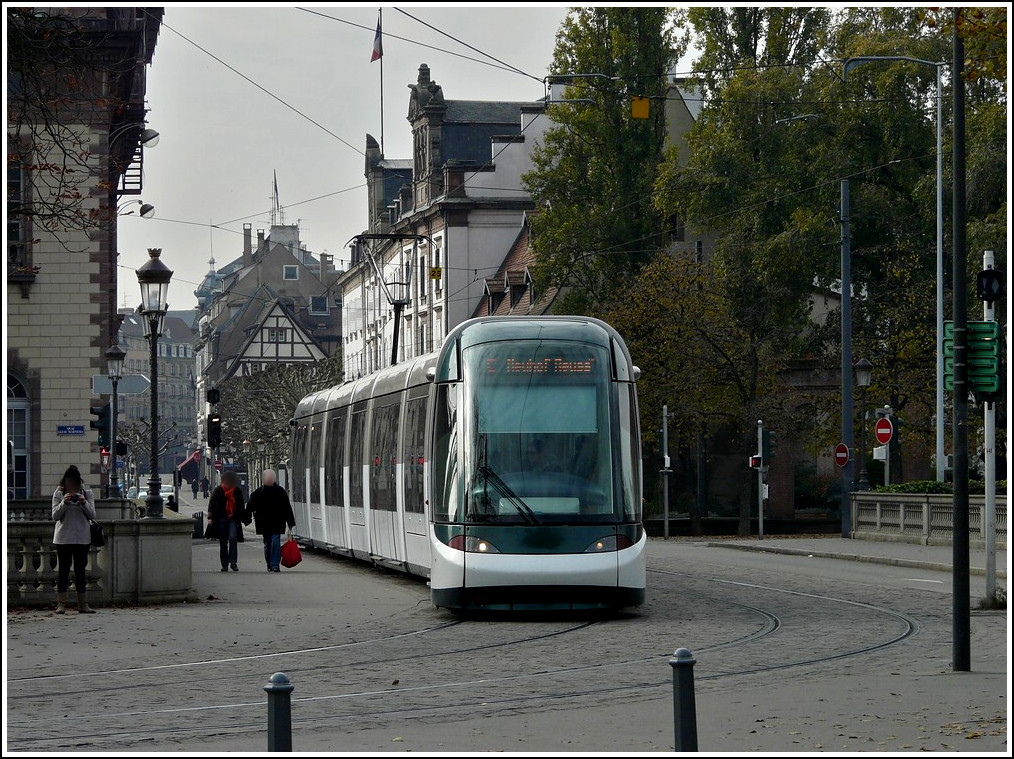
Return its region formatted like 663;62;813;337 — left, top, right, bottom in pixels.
257;229;265;254
243;223;252;264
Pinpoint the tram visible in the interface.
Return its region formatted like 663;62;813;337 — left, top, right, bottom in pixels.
289;316;645;610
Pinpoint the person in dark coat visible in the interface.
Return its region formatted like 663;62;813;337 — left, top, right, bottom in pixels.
207;470;246;571
191;478;199;499
200;476;210;498
246;469;296;572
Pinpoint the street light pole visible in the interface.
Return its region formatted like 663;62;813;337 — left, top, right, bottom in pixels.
136;248;173;520
105;343;126;501
843;55;947;481
840;179;855;535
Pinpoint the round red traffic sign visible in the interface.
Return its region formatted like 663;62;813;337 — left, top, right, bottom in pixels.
874;417;894;445
834;443;850;467
214;460;223;471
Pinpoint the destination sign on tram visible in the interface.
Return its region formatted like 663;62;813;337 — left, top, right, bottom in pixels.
487;357;597;375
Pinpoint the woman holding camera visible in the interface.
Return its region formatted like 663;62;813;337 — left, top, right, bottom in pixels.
51;465;97;614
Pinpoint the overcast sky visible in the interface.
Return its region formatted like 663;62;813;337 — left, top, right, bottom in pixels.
115;4;577;314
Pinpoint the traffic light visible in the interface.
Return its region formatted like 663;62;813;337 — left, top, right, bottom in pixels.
208;412;222;449
748;454;763;469
761;429;777;460
90;403;110;447
944;320;1002;401
207;387;220;405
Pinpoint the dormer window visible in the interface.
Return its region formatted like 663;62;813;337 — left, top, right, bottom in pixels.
309;295;329;315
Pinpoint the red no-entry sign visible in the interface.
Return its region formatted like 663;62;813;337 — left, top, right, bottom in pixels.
834;443;850;467
214;460;223;471
874;417;894;445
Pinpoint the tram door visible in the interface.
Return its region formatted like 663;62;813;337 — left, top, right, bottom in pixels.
348;404;370;559
369;397;404;565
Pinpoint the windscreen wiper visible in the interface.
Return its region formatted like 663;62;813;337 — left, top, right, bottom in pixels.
477;466;540;525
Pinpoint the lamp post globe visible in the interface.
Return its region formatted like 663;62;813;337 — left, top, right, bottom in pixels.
855;359;873;491
136;248;173;518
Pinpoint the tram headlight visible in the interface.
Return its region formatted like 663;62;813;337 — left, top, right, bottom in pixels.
448;535;501;553
584;535;634;552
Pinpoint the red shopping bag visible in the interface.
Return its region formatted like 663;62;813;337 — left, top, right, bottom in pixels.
280;537;302;568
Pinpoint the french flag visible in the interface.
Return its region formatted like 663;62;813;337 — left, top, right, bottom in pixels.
370;14;383;62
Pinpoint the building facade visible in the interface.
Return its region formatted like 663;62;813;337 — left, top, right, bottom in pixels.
341;64;551;381
192;221;342;475
7;7;162;497
114;309;198;491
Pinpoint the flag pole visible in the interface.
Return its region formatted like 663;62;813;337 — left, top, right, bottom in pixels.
379;8;385;155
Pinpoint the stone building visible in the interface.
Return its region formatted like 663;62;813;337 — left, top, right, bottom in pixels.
114;308;198;491
6;7;163;497
192;221;342;474
340;64;550;381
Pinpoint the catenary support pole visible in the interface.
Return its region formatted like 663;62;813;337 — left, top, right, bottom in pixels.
951;15;970;672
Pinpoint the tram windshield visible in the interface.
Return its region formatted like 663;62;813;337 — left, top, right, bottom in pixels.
454;340;626;524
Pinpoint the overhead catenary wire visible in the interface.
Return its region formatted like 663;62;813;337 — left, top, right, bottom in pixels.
147;11;365;156
296;7;536;80
392;6;544;84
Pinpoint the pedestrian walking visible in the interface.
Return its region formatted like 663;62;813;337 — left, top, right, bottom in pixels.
207;470;246;572
246;469;296;572
191;478;199;499
200;476;210;498
51;465;97;614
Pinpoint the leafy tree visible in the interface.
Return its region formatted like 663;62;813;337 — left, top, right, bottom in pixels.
604;253;799;534
523;7;685;312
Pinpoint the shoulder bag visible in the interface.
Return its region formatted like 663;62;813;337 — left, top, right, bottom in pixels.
89;519;106;548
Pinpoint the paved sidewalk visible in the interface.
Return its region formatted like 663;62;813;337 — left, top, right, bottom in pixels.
695;535;1008;580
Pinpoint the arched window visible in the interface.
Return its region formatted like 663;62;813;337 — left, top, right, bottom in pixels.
7;374;30;498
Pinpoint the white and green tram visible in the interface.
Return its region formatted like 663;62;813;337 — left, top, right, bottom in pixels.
290;316;645;611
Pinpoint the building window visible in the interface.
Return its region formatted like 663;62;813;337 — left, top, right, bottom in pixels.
283;265;298;280
7;374;30;498
309;296;328;315
267;328;288;343
8;164;25;265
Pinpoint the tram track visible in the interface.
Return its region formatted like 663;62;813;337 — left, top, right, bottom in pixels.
7;574;922;752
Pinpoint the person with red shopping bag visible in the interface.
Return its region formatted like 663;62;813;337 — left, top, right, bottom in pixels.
247;469;296;572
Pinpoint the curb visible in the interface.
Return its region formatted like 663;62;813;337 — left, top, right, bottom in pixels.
706;542;1008;579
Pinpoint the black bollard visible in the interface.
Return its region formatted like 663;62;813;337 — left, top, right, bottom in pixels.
669;647;698;751
264;672;294;751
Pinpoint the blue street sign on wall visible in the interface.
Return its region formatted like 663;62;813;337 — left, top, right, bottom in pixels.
57;425;85;435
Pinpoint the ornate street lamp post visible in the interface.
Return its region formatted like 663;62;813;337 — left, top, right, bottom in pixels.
105;343;127;500
855;359;874;492
136;248;173;519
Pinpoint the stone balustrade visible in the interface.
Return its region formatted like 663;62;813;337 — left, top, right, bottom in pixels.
851;492;1007;548
7;499;197;608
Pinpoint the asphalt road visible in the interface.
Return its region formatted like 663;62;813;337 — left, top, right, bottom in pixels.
4;529;1008;754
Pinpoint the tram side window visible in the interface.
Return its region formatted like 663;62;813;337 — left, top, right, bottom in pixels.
291;424;307;502
308;422;322;504
618;385;641;521
403;396;427;514
326;410;347;507
370;401;400;512
432;384;461;522
349;410;366;508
